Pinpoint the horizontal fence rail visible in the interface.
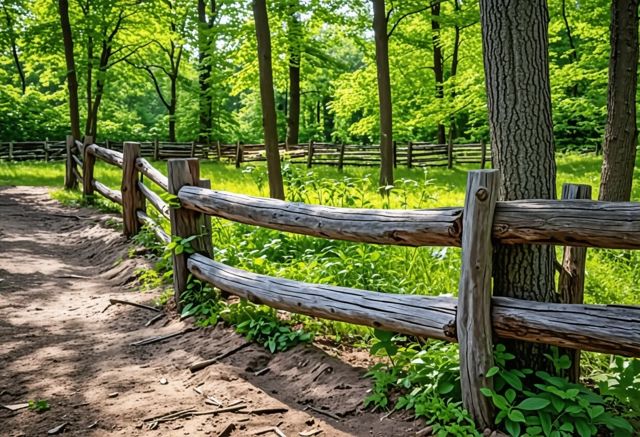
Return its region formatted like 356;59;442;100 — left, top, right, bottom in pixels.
177;186;640;250
187;253;640;357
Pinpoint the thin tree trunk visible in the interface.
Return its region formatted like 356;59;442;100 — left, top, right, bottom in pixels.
372;0;394;189
3;6;26;94
253;0;285;200
431;2;446;145
561;0;579;97
58;0;81;140
286;0;301;148
85;35;93;136
449;0;461;138
197;0;215;143
599;0;639;201
169;76;177;142
479;0;557;371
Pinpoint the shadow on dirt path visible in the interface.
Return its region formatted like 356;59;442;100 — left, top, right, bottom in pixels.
0;187;424;436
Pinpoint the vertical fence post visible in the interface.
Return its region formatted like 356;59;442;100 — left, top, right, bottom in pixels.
338;142;346;171
558;183;592;382
480;140;487;169
44;138;50;162
216;140;222;160
447;133;454;169
168;158;210;311
190;141;196;158
235;141;242;168
82;136;95;200
8;141;13;161
153;139;159;160
121;142;145;237
307;140;314;168
457;169;499;429
64;135;78;189
407;141;413;168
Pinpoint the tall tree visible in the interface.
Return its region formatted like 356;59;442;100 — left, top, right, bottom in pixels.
197;0;215;143
253;0;285;200
372;0;393;189
2;3;26;94
599;0;639;201
431;2;446;145
58;0;81;140
286;0;302;148
479;0;557;369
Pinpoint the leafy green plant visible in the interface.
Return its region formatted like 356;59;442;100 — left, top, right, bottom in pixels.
221;300;312;353
594;356;640;420
179;276;223;326
28;399;49;413
482;345;634;437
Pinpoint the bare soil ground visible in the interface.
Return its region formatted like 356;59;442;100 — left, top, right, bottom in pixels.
0;187;423;436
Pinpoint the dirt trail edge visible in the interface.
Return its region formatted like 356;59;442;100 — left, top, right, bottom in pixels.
0;187;422;436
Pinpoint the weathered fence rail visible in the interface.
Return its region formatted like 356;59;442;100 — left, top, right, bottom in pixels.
65;139;639;429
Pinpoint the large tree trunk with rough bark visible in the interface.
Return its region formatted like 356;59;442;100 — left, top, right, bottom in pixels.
599;0;639;201
253;0;285;200
58;0;81;140
372;0;394;189
431;3;446;145
479;0;557;370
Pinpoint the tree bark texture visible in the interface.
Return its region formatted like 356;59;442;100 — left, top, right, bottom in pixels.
599;0;639;201
58;0;82;140
372;0;394;189
253;0;285;200
479;0;557;369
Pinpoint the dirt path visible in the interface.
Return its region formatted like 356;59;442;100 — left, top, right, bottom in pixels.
0;187;421;436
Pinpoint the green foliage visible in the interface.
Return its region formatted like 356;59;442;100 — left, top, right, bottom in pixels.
221;300;313;353
180;276;224;327
364;334;479;436
28;399;50;413
483;345;634;437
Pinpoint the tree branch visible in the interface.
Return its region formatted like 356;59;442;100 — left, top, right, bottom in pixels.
387;4;431;38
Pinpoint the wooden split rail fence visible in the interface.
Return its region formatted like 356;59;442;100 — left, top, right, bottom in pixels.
3;138;491;169
64;135;639;428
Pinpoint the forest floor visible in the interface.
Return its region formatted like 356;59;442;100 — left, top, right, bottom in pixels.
0;186;424;437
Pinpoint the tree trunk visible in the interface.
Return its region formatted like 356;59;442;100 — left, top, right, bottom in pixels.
561;0;579;97
372;0;394;189
58;0;81;140
253;0;285;200
286;1;301;149
197;0;215;143
169;75;177;142
479;0;557;370
431;2;446;145
3;6;26;94
599;0;639;201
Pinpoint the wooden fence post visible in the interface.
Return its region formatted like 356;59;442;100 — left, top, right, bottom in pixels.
168;158;211;310
447;133;454;169
307;141;314;168
393;140;397;168
44;138;50;162
457;169;499;429
190;141;196;158
235;141;243;168
8;141;13;161
122;142;145;237
216;141;222;160
64;135;78;189
82;136;95;200
407;141;413;168
153;139;159;160
480;140;487;169
558;183;592;382
338;143;346;171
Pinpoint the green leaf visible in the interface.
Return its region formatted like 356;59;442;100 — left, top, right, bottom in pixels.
587;405;604;419
574;418;592;437
502;370;523;390
487;366;499;378
539;412;552;436
558;422;573;433
505;419;521;437
508;409;526;423
480;387;493;397
505;388;516;404
516;397;551;411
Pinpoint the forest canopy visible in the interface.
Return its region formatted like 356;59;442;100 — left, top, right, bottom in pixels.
0;0;613;151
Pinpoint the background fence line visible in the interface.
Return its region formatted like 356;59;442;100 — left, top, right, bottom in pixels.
1;138;492;168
